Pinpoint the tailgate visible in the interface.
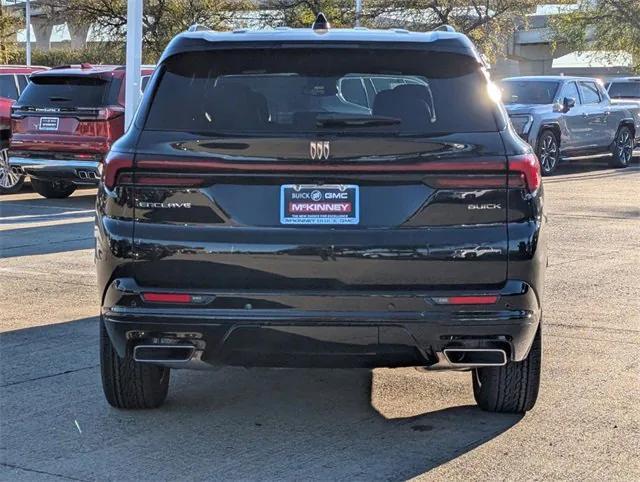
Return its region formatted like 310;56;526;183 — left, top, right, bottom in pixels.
130;132;508;291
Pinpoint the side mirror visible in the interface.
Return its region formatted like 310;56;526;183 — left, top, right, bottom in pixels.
563;97;576;112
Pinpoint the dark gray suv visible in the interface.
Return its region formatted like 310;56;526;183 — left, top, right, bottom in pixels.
498;76;640;174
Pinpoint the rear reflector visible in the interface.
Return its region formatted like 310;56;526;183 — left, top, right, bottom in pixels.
142;292;192;303
431;295;499;305
508;153;541;192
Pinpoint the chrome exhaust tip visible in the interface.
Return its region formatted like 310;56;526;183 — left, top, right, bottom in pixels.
443;348;507;367
133;344;195;363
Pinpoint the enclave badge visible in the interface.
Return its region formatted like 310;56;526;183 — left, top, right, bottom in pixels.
309;141;330;160
137;201;192;209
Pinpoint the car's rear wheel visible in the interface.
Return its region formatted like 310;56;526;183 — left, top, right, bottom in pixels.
536;129;560;176
0;148;25;194
30;178;76;199
609;125;634;168
472;325;542;413
100;316;170;409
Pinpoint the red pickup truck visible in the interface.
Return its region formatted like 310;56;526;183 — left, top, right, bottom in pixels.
7;64;153;198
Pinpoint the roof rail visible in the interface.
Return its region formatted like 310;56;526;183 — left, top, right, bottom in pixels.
435;25;456;32
188;23;211;32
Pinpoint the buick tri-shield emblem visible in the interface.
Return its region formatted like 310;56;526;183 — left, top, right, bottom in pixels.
309;141;330;160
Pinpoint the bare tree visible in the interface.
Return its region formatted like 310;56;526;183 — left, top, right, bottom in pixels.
264;1;536;62
43;0;255;59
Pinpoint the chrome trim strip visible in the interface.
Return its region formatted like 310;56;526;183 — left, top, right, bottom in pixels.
9;157;101;170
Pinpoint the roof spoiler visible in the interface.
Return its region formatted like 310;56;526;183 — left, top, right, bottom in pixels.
51;63;94;70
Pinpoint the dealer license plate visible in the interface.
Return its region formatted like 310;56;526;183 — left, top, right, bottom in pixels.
39;117;59;131
280;184;359;225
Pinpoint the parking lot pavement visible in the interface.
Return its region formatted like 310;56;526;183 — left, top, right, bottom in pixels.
1;162;638;481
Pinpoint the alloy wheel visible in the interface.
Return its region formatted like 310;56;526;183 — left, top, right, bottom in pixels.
539;134;559;173
616;129;633;165
0;149;22;189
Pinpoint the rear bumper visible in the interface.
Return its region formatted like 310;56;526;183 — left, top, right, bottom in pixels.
9;156;101;184
102;278;541;369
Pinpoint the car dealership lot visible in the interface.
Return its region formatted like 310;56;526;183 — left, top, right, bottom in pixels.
1;162;638;481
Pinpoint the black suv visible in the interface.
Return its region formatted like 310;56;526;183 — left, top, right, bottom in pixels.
97;19;546;413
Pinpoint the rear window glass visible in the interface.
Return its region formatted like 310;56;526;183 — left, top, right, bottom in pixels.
18;76;120;108
608;82;640;99
144;48;499;136
498;80;559;104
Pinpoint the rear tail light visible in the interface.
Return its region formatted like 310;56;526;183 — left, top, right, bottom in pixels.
424;175;506;189
97;106;124;120
77;120;112;138
508;153;541;192
103;151;133;189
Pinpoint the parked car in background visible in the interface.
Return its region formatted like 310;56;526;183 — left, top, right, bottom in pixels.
97;19;546;413
498;76;640;175
8;64;154;198
0;65;48;104
605;77;640;102
0;65;47;194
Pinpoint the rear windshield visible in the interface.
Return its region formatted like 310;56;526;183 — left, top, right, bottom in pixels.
18;76;120;108
144;48;499;136
607;81;640;99
499;80;559;104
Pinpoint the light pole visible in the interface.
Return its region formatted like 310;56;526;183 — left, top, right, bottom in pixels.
355;0;362;27
25;0;31;66
124;0;143;130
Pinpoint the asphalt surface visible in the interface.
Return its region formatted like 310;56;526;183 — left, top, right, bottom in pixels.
1;161;638;481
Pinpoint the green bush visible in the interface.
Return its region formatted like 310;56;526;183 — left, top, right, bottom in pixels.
8;42;158;67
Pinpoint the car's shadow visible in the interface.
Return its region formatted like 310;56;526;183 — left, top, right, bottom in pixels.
547;156;640;181
0;191;95;258
1;317;523;480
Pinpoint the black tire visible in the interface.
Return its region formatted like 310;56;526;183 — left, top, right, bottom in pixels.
100;316;170;409
0;173;25;194
609;125;634;168
536;129;560;176
472;326;542;413
0;148;25;194
30;178;76;199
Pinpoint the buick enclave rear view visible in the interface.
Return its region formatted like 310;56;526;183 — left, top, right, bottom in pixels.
96;22;546;413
